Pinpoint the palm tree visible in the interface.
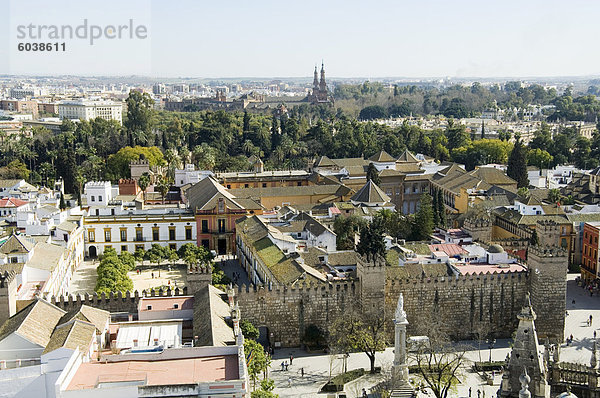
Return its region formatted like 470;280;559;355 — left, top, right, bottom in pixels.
156;176;170;205
242;140;255;156
138;172;150;203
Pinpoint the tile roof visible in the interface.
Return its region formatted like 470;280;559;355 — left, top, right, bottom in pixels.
469;167;517;186
186;177;244;211
59;305;110;333
43;319;96;354
378;169;405;177
253;236;304;285
368;150;396;163
314;156;336;168
0;179;23;189
395;164;423;174
193;285;235;347
396;150;419;163
57;221;78;233
432;171;491;194
26;242;65;272
0;198;28;208
0;299;66;347
230;184;352;199
330;157;369;168
0;234;35;255
428;243;468;257
351;180;391;203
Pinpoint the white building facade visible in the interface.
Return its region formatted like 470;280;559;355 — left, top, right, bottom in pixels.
58;100;123;124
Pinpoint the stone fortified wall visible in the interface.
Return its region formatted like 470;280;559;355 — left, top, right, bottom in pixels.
235;281;358;347
385;271;528;340
50;287;189;314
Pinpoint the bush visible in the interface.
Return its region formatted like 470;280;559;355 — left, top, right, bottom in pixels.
321;369;366;392
240;319;260;340
473;361;504;372
212;264;231;289
95;248;134;293
303;324;325;348
119;252;136;271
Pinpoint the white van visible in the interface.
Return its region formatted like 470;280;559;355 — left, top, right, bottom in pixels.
407;336;430;352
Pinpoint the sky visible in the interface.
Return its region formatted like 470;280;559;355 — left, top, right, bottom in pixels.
1;0;600;78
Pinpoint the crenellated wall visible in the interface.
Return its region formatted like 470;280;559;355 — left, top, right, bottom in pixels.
50;287;189;314
235;281;358;347
384;271;528;340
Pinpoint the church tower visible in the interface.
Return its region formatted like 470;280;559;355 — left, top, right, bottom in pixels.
308;62;333;105
319;61;327;93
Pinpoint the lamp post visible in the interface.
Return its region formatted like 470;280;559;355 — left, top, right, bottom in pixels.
487;338;496;363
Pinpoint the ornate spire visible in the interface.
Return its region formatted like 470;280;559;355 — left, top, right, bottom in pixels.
519;367;531;398
517;292;536;321
313;65;319;88
319;61;326;90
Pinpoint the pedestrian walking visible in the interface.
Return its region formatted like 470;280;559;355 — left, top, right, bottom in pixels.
284;360;289;371
469;387;472;397
288;376;292;387
477;389;481;398
362;388;368;398
301;367;304;377
151;272;154;279
289;353;293;365
280;361;285;371
591;315;594;326
595;330;597;339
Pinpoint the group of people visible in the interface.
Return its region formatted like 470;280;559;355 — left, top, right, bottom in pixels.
576;276;599;297
280;354;294;372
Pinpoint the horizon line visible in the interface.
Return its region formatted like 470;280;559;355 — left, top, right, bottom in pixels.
2;74;600;81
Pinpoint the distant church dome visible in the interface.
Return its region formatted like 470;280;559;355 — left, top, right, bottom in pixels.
488;244;505;253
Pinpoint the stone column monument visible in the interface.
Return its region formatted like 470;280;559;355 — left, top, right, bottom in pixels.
393;293;409;382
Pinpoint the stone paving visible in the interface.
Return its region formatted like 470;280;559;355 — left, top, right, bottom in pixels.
215;255;251;286
67;260;188;294
127;264;188;291
560;273;600;364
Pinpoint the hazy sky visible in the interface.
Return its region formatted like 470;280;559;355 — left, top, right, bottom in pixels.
2;0;600;78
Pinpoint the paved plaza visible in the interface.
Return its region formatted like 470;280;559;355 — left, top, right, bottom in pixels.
127;264;188;292
67;260;188;294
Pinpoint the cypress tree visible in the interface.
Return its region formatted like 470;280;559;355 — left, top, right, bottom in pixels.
59;193;67;210
412;193;434;240
243;110;251;133
432;189;440;226
507;139;529;188
366;163;381;186
437;189;446;228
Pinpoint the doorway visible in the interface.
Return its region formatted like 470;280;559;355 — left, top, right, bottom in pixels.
217;238;227;255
